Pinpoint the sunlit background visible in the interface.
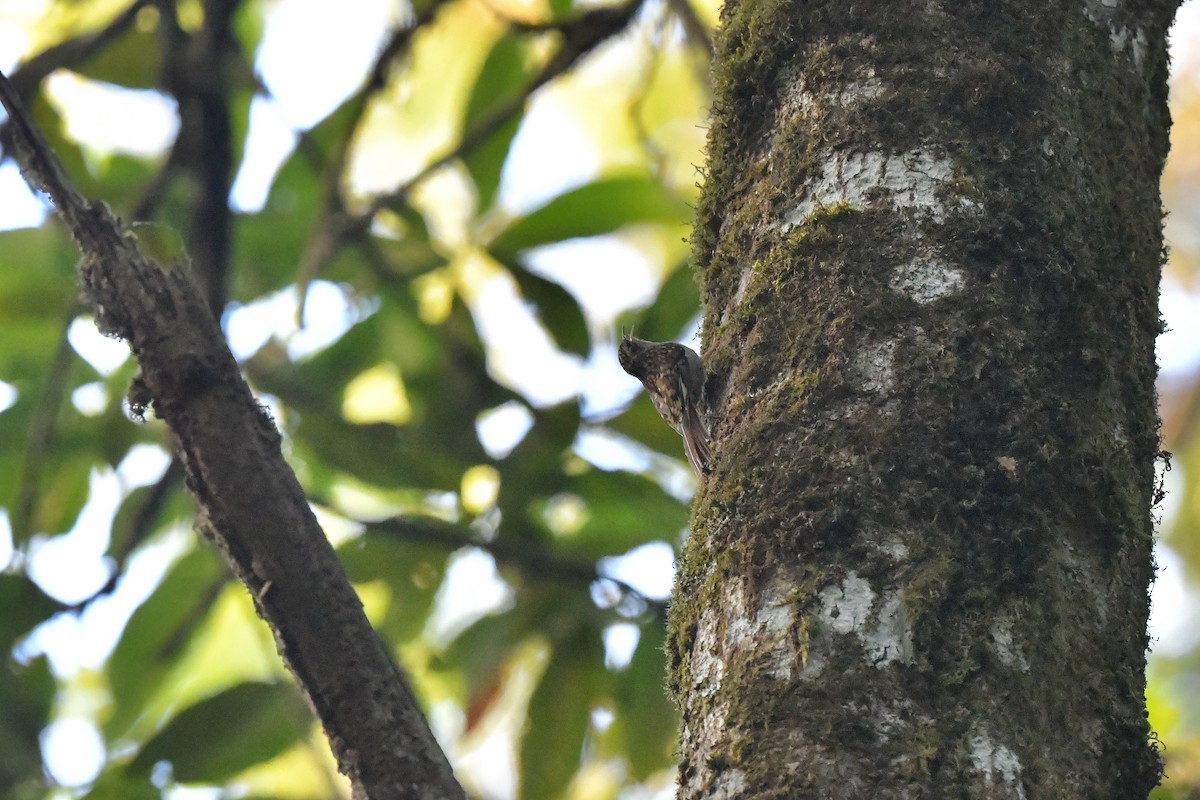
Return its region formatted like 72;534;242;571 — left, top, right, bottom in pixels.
2;0;1200;797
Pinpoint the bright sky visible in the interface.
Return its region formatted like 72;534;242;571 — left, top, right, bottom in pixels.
3;1;1200;794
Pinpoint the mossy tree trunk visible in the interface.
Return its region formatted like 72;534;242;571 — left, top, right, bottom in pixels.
671;1;1176;797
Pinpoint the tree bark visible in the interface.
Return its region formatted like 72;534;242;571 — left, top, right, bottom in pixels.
0;72;466;800
673;1;1175;797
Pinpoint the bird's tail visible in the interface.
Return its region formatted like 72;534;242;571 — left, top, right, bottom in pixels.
681;406;712;475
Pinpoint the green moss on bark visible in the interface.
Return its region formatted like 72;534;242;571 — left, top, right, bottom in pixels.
672;0;1175;797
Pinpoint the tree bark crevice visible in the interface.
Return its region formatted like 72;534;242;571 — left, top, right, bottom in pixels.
674;1;1174;797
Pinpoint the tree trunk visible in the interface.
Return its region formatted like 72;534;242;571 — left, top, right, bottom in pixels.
672;1;1175;797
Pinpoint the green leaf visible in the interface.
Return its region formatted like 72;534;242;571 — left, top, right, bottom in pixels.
108;473;193;563
232;97;362;300
128;682;309;783
371;229;445;279
247;300;519;490
622;259;702;343
232;201;316;302
490;176;692;259
28;453;95;537
94;154;157;219
605;393;697;464
295;416;477;490
462;33;531;210
506;263;590;355
78;771;159;800
0;656;54;793
520;625;607;800
0;323;65;397
0;575;59;653
105;546;225;740
0;227;76;323
615;621;677;778
128;222;189;267
467;117;522;215
229;91;255;179
497;402;580;530
435;609;530;703
94;378;144;467
30;91;98;199
337;534;448;643
76;27;161;89
556;469;687;559
233;1;267;60
506;401;581;469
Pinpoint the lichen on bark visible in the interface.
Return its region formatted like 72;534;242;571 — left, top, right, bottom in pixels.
670;1;1176;797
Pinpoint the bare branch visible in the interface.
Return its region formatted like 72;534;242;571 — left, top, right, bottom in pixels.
0;68;466;800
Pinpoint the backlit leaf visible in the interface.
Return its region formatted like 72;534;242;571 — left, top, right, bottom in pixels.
462;33;531;210
615;621;677;778
490;176;692;259
520;625;607;800
128;682;309;783
106;546;225;741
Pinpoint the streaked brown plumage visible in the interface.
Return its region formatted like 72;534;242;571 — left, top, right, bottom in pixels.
618;332;711;474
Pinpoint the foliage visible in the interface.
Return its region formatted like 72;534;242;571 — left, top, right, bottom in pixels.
0;0;714;797
1151;50;1200;799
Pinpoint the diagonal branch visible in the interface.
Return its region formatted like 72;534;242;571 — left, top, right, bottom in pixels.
0;68;466;800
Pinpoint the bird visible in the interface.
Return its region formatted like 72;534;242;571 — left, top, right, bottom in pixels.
617;330;712;475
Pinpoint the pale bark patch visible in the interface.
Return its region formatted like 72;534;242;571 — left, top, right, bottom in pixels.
990;619;1031;672
853;339;898;393
781;151;958;229
802;571;914;676
867;591;915;667
721;577;798;679
890;258;965;303
1056;539;1110;624
780;71;885;119
969;731;1027;799
732;262;756;307
1083;1;1147;69
693;600;728;695
707;768;748;799
684;579;798;789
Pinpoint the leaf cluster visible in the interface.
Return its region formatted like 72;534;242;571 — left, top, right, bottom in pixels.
0;0;716;797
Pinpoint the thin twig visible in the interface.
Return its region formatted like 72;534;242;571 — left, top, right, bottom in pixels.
364;514;666;616
0;0;154;162
664;0;713;58
289;1;449;319
11;307;82;540
296;0;647;295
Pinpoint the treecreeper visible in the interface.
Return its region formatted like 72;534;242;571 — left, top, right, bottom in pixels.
617;332;711;475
